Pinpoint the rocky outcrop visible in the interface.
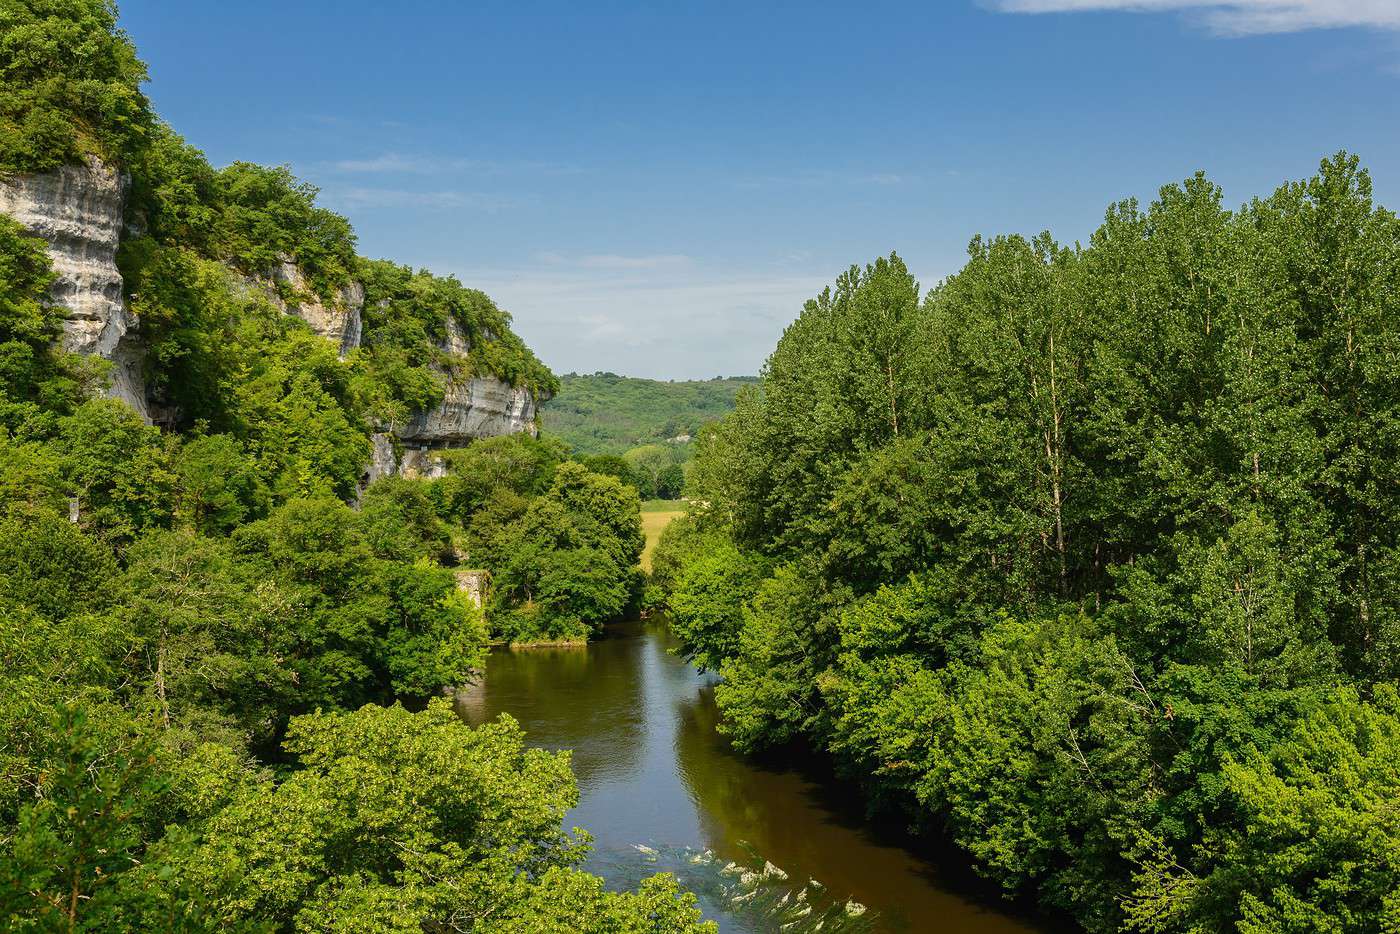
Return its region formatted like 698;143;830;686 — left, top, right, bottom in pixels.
261;260;363;357
366;432;399;486
258;268;538;453
454;569;490;610
0;156;149;418
364;431;451;485
360;316;542;485
395;318;540;445
397;376;539;445
0;157;542;459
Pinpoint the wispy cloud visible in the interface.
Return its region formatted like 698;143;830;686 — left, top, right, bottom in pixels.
578;253;693;270
532;251;694;270
735;169;915;190
323;152;583;177
986;0;1400;36
322;187;520;213
442;259;830;378
328;153;438;173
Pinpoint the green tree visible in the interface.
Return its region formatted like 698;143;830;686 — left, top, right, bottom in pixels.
0;0;152;172
143;703;713;932
59;398;176;545
668;538;767;671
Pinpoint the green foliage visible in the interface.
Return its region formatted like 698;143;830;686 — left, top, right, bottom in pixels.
124;129;358;296
714;560;846;753
656;462;685;499
0;477;684;926
0;701;713;932
437;432;570;519
356;258;557;426
0;511;115;620
213;161;356;297
0;4;697;928
668;536;768;671
483;460;645;642
1202;686;1400;932
662;154;1400;932
0;213;83;428
542;372;753;456
0;0;152;173
60;397;176;545
173;432;268;534
582;452;645;494
120;128;550;455
0;701;171;929
646;511;709;597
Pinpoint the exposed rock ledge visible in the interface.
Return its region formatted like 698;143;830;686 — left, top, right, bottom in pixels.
0;156;148;418
399;374;539;445
0;159;543;472
261;260;363;358
364;317;543;484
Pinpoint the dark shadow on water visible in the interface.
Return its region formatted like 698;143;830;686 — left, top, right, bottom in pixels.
704;716;1071;931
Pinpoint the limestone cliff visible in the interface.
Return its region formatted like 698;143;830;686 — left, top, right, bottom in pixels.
364;316;544;483
0;156;148;418
263;260;363;358
0;158;545;473
403;316;541;440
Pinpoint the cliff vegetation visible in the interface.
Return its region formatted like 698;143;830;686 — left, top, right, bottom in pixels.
0;2;698;930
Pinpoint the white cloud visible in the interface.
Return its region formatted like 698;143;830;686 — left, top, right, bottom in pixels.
529;251;694;270
577;254;693;270
323;152;583;177
987;0;1400;35
735;169;915;190
322;187;518;213
442;260;830;379
328;153;438;173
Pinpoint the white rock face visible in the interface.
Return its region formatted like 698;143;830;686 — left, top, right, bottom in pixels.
454;569;489;609
269;260;363;357
0;156;541;455
362;432;450;485
395;316;539;444
398;447;450;479
396;376;539;445
365;432;399;487
0;157;148;418
359;317;541;486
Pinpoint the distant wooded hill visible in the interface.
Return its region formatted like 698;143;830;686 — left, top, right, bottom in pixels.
541;372;756;455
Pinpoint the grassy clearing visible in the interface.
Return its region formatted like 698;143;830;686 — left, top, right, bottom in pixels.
641;498;686;513
641;508;684;571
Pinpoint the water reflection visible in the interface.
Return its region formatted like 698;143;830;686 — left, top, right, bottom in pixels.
455;641;645;786
455;621;1042;934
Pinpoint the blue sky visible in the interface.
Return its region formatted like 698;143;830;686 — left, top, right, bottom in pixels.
117;1;1400;379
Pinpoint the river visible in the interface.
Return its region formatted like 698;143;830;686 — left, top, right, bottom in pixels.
454;621;1043;933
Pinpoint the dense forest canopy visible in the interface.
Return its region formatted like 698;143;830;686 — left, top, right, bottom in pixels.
0;1;702;929
541;373;752;500
657;153;1400;933
0;0;149;172
542;372;752;455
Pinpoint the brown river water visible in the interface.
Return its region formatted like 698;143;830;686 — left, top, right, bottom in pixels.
455;621;1045;933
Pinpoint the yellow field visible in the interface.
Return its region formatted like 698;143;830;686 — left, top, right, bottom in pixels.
641;509;684;572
